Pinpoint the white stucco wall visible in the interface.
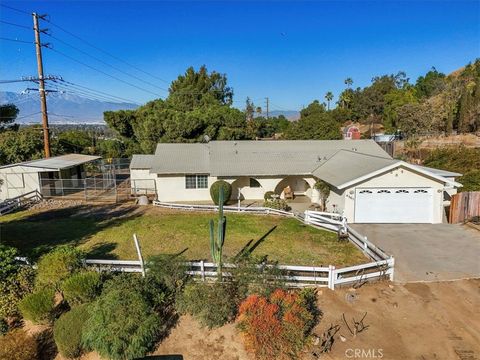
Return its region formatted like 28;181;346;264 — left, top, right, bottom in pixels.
0;166;42;201
339;166;446;224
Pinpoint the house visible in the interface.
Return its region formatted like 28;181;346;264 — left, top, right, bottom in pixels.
130;140;462;224
343;125;361;140
0;154;100;201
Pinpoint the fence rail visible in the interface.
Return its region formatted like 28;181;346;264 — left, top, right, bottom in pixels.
84;258;393;289
153;200;294;217
0;190;43;215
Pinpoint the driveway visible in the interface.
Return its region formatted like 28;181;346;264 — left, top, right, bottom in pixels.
351;224;480;283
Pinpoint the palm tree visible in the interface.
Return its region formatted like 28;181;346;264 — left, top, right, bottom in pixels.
344;78;353;88
325;92;334;110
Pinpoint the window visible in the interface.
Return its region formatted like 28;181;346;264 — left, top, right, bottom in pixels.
414;189;428;193
197;175;208;189
395;189;409;193
249;178;261;188
359;190;373;194
185;175;208;189
377;189;391;193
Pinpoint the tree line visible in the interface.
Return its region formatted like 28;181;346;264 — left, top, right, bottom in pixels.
0;60;478;164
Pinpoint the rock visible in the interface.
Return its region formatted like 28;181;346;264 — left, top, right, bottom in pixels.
340;335;347;342
389;284;394;289
313;336;320;346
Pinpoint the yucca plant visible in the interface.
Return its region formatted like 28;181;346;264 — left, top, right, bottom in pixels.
210;187;227;279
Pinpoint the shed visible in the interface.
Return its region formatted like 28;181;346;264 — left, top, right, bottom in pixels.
0;154;100;201
343;125;361;140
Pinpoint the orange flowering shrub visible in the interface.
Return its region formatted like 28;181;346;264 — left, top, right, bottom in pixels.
237;289;316;359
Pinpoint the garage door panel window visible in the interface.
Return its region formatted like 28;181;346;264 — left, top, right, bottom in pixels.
377;189;391;193
395;189;409;193
414;189;428;193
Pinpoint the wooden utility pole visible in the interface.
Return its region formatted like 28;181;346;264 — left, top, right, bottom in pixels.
265;97;269;119
32;12;51;158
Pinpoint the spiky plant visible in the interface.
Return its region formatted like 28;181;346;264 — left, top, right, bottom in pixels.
210;187;226;279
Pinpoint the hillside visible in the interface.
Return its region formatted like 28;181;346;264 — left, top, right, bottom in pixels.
0;91;138;124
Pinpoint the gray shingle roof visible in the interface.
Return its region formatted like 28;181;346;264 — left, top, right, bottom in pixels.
133;140;391;176
312;150;397;187
132;143;209;173
0;154;100;170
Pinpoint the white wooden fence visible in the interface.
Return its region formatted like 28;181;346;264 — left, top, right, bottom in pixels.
153;200;294;217
85;258;394;290
0;190;43;215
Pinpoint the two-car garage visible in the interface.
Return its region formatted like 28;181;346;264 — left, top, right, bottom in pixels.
354;187;434;223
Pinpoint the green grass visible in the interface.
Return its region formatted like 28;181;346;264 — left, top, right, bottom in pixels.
0;205;366;266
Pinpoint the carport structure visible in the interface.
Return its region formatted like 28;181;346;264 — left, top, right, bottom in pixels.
0;154;101;201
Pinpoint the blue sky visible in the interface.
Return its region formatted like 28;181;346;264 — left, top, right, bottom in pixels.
1;0;479;110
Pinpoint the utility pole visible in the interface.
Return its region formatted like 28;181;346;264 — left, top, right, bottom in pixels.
265;97;269;119
32;12;51;158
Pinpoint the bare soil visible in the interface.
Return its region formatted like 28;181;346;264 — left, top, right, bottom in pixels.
62;279;479;360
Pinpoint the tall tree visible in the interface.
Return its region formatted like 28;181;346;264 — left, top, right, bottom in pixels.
344;78;353;88
325;92;334;110
285;100;341;140
0;104;19;132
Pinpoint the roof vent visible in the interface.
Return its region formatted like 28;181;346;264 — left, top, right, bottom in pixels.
352;147;357;151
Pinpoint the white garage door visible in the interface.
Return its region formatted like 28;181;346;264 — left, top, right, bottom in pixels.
354;187;434;223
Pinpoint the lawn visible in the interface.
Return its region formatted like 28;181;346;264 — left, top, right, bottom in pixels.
0;204;367;266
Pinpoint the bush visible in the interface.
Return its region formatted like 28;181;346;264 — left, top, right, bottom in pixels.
62;271;102;306
210;180;232;205
18;288;55;324
0;266;35;319
263;191;275;201
0;318;8;336
36;246;85;289
82;287;161;360
263;199;289;211
53;304;90;358
0;245;20;283
459;170;480;192
0;329;37;360
237;289;317;360
147;255;189;299
176;281;238;329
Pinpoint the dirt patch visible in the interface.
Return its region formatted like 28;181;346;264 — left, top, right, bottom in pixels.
153;314;251;360
22;280;479;360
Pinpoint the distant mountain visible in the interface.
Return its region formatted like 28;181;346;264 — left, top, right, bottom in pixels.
255;110;300;121
0;91;138;124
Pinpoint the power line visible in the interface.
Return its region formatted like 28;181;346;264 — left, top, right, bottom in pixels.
44;18;172;85
0;111;42;120
57;79;141;104
0;3;31;15
52;81;141;104
0;20;31;29
45;33;169;94
46;47;164;98
0;37;34;44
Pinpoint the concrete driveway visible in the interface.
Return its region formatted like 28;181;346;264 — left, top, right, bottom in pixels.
351;224;480;283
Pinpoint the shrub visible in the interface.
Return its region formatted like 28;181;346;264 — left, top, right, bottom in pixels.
263;199;289;211
459;170;480;192
147;255;189;299
0;329;37;360
36;246;85;289
62;271;102;306
237;289;317;360
82;287;161;360
176;281;238;329
264;191;275;201
210;180;232;205
0;266;35;319
18;288;56;324
0;245;20;283
53;304;90;358
0;318;8;336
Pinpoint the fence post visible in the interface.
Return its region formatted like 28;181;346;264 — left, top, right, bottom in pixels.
133;234;145;277
200;260;205;281
328;265;336;290
389;257;395;281
84;179;87;201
